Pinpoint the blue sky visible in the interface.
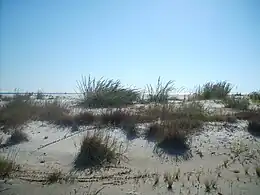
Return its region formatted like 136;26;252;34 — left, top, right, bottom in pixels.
0;0;259;93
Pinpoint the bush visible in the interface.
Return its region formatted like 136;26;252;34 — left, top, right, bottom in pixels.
147;120;192;157
37;100;70;124
223;96;250;110
0;98;38;132
36;90;44;100
74;131;124;169
248;120;260;137
142;101;207;122
0;98;71;132
195;81;233;100
0;156;18;178
74;112;96;126
146;77;175;103
6;129;29;146
249;91;260;104
76;75;140;108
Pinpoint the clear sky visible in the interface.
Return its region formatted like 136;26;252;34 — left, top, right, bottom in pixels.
0;0;259;93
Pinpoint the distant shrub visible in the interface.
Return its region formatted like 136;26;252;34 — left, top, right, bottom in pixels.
223;96;250;110
195;81;233;100
146;77;175;103
76;75;140;108
249;91;260;104
36;90;44;99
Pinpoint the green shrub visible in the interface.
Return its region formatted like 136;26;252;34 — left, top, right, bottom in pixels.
76;75;140;108
146;77;175;103
224;96;250;110
195;81;233;100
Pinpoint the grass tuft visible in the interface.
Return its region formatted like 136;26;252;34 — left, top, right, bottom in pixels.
36;90;44;100
195;81;233;100
6;129;29;146
0;156;18;178
0;98;37;132
100;109;139;139
146;77;175;103
249;91;260;104
74;131;125;170
76;75;140;108
46;169;63;184
256;167;260;177
74;112;96;126
223;96;250;110
248;120;260;137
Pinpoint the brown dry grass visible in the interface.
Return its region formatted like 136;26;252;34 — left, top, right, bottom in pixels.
74;130;126;170
0;156;19;179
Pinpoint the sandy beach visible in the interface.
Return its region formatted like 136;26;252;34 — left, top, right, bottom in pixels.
0;95;260;195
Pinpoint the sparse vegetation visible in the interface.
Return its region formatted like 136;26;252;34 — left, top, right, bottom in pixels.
146;77;175;103
163;171;174;190
46;169;63;184
36;90;44;100
74;131;126;169
76;75;140;108
256;167;260;177
0;97;38;132
248;120;260;136
195;81;233;100
147;120;192;156
99;109;140;139
0;156;18;178
249;91;260;104
204;177;217;192
6;129;29;145
223;95;250;110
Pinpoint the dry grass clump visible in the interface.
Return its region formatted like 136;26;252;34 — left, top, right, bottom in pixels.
234;109;260;136
153;120;193;154
146;77;175;103
37;100;70;123
249;91;260;104
99;109;141;139
248;120;260;137
76;75;140;108
256;167;260;177
195;81;233;100
0;98;71;132
223;95;250;110
6;129;29;146
143;101;235;157
0;98;38;132
0;156;18;178
163;169;180;190
74;112;96;126
46;169;63;184
74;131;124;169
143;101;207;122
204;177;217;192
36;90;44;100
